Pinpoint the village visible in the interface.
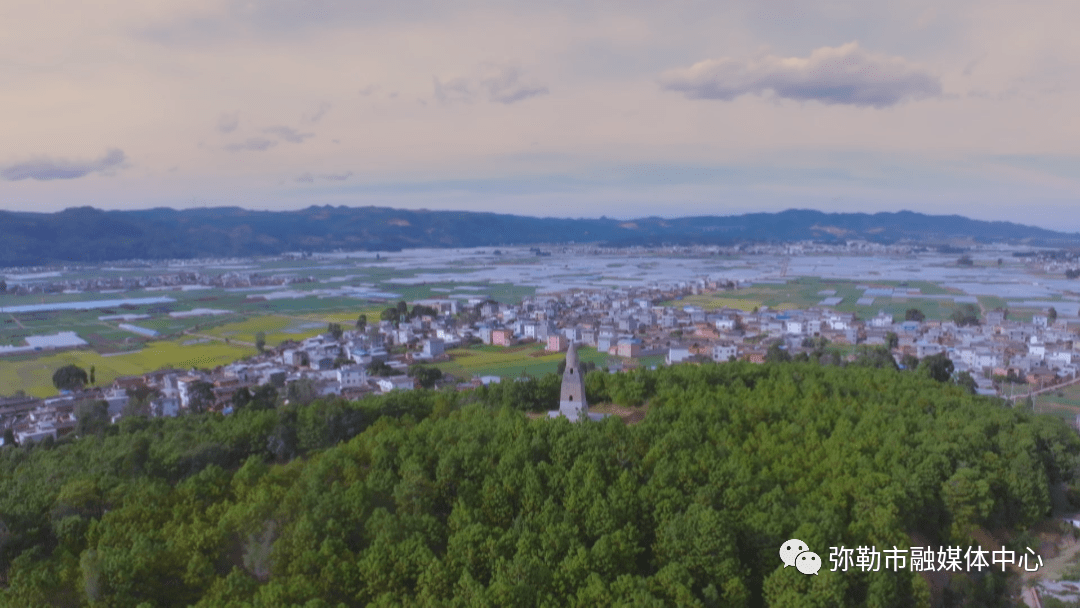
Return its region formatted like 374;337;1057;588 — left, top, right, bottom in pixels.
3;274;1078;446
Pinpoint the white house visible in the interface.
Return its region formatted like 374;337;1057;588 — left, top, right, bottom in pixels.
869;312;893;328
1047;351;1073;366
714;317;737;331
337;366;367;388
712;344;738;362
422;338;445;359
667;346;692;365
376;376;415;392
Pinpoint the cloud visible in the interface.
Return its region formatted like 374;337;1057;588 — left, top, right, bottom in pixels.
224;137;278;152
304;101;332;123
296;171;352;183
217;111;240;133
962;53;987;77
263;126;314;143
1;148;126;181
433;76;474;104
480;65;549;104
433;64;549;105
659;42;942;108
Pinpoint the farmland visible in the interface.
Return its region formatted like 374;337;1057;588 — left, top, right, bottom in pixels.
1032;383;1080;424
430;344;615;380
0;340;256;398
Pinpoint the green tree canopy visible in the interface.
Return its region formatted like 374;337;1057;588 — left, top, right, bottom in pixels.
52;364;88;391
905;308;926;322
918;351;955;382
327;322;343;340
765;340;791;363
2;363;1079;606
951;303;980;327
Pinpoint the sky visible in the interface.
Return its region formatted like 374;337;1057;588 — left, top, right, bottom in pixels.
2;0;1079;230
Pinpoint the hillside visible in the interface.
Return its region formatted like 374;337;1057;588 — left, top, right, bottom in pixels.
1;362;1078;606
1;206;1078;266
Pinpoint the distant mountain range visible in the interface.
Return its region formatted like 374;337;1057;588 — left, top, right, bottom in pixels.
1;205;1077;266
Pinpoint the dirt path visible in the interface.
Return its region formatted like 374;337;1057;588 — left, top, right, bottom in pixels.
8;314;24;329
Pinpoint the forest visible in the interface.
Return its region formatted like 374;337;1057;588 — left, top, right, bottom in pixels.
1;360;1078;607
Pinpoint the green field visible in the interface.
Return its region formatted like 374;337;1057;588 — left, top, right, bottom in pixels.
431;343;614;380
666;277;1011;323
1033;383;1080;424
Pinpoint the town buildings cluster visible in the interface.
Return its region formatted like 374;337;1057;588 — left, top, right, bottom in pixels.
3;276;1078;445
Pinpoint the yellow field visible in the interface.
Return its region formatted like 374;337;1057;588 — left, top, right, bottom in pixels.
298;309;382;324
203;315;321;346
203;312;381;347
0;340;256;398
665;294;804;312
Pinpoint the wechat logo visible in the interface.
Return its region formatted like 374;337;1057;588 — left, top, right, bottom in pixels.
780;539;822;575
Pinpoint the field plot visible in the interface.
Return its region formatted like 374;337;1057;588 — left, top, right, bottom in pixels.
202;315;319;347
667;277;1011;322
0;340;256;397
432;344;612;380
1033;384;1080;424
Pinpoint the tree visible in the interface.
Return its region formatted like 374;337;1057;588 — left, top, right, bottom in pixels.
123;385;159;418
356;314;367;331
408;366;444;389
231;387;252;411
89;365;96;385
918;352;955;383
885;332;899;349
957;255;974;267
905;308;926;322
249;385;279;411
900;353;919;370
367;360;394;377
52;364;88;391
0;279;6;293
252;330;267;354
409;304;438;320
187;381;215;413
850;345;898;370
955;371;978;395
765;340;791;363
1068;268;1080;279
396;300;409;316
951;303;980;327
3;428;15;446
328;322;343;340
74;400;110;436
381;307;400;323
286;379;318;406
1048;307;1058;325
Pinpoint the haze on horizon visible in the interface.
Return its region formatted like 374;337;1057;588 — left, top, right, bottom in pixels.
2;1;1078;231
